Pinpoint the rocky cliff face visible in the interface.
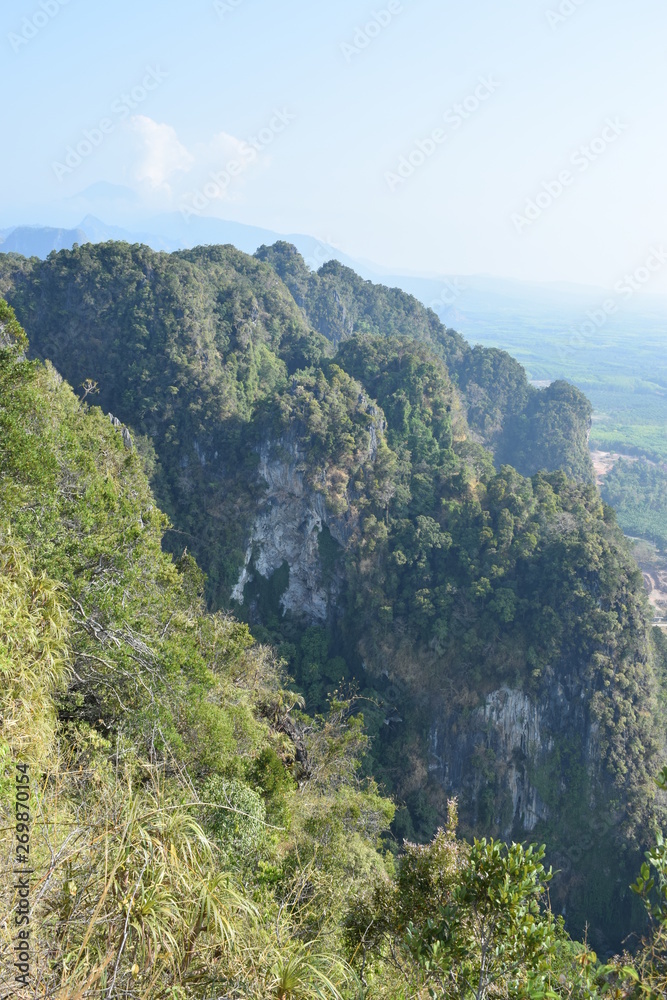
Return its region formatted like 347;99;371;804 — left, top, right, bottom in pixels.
233;479;586;833
232;437;336;620
424;656;612;840
429;687;550;835
231;436;353;621
230;434;637;855
231;384;387;622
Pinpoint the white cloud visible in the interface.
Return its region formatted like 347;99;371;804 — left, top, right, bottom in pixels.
116;119;271;211
196;130;251;165
62;116;286;219
129;116;195;191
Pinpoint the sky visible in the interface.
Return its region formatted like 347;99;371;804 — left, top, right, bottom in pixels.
2;0;667;291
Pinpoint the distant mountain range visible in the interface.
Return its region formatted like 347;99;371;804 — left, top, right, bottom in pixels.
0;213;361;271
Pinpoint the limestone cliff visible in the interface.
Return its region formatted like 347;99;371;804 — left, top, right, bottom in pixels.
231;434;347;621
231;387;386;621
425;675;606;840
428;687;550;835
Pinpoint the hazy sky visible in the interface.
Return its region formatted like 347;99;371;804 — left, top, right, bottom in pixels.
3;0;667;290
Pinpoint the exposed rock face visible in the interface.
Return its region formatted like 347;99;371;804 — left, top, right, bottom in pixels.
427;679;601;838
231;387;386;620
481;687;550;832
108;413;133;450
231;436;350;621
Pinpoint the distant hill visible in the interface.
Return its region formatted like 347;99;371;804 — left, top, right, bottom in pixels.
0;212;359;272
0;224;90;257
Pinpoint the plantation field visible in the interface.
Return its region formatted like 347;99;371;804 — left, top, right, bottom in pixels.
413;274;667;462
454;312;667;461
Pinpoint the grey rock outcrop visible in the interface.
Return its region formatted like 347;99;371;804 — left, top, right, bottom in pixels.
231;389;386;621
427;677;603;838
108;413;133;450
231;436;349;621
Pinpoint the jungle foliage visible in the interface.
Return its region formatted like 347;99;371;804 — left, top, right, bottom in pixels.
0;302;392;997
0;240;663;979
0;300;666;1000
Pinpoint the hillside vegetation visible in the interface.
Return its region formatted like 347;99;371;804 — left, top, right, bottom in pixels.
0;241;593;606
0;299;395;997
0;244;664;962
4;295;667;997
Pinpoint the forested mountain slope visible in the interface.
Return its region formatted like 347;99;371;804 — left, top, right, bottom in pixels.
4;296;667;996
0;242;662;951
255;242;594;482
0;299;402;996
